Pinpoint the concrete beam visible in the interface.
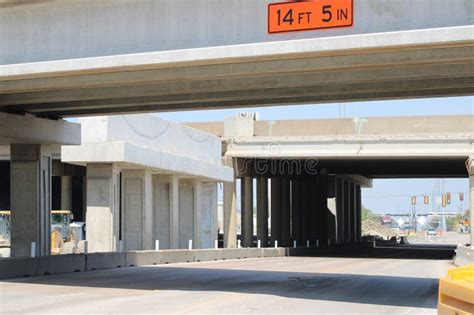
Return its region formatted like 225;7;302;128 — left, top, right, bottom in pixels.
0;26;472;117
345;175;373;188
0;113;80;145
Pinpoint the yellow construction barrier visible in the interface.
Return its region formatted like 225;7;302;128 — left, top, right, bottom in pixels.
438;265;474;315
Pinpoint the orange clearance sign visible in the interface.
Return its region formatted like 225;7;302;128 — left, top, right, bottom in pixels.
268;0;353;33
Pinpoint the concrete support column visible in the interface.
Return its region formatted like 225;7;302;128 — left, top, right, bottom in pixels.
153;175;171;249
85;163;120;253
336;177;345;245
201;182;218;249
343;179;350;244
10;144;52;257
291;180;302;244
349;182;356;244
178;179;194;249
355;184;362;243
319;175;329;246
60;176;72;211
121;169;153;251
193;179;202;249
327;175;337;246
223;159;237;248
281;178;291;247
309;179;318;243
301;182;310;243
271;177;282;244
170;175;179;249
241;176;253;247
256;177;269;247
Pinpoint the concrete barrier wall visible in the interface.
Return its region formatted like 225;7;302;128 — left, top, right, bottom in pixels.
0;247;289;280
1;244;435;280
454;245;474;266
87;252;126;271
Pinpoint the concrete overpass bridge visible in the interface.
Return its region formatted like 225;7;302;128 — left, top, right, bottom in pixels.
187;115;473;248
0;1;472;117
0;0;472;261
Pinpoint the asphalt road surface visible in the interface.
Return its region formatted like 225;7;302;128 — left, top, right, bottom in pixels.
0;256;452;314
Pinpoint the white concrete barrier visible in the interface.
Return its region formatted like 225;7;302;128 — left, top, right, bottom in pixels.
86;252;126;271
37;254;86;275
454;245;474;266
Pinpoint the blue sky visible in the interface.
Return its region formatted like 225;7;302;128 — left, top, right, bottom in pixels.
156;96;473;214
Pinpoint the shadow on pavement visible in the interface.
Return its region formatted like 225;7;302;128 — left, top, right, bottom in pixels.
2;262;439;309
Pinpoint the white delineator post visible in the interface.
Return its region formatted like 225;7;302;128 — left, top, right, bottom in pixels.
214;239;218;249
274;240;278;248
30;242;36;258
316;239;319;247
257;240;261;248
293;240;297;248
84;240;89;255
237;239;241;248
155;240;160;251
469;158;474;248
188;240;193;250
306;240;310;248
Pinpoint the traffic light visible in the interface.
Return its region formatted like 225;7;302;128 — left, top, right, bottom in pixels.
460;192;464;201
442;193;447;208
411;196;416;205
423;196;429;204
447;192;451;204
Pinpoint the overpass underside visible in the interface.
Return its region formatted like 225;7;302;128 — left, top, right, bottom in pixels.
226;155;469;249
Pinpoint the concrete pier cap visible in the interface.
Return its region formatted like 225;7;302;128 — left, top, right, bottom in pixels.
61;114;233;182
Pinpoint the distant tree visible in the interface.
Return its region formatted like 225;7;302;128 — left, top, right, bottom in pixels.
361;206;377;221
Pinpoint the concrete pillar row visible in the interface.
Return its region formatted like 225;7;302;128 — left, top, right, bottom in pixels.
271;177;282;244
280;177;291;247
10;144;52;257
241;176;253;247
223;158;237;248
256;177;269;247
60;176;72;211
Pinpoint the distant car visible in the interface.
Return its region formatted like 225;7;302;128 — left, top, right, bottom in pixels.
427;228;437;236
